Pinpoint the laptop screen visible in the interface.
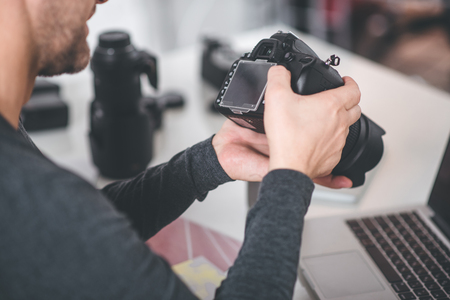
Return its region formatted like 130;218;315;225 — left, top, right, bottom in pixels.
428;132;450;239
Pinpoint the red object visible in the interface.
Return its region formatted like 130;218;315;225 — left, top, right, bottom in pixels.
146;218;242;272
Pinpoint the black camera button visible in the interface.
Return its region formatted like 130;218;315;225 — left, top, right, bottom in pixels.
284;52;294;62
224;80;230;87
232;63;238;69
299;57;313;64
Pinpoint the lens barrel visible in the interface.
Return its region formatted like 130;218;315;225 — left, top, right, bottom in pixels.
89;31;157;179
333;114;386;187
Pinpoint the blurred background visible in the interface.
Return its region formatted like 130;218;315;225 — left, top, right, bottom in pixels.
87;0;450;93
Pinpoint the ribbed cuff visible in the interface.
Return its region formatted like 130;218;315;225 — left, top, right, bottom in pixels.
186;136;233;200
259;169;314;208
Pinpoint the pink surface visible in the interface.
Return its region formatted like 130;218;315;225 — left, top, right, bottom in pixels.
146;218;242;272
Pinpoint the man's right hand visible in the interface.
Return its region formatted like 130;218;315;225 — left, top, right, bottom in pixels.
264;65;361;181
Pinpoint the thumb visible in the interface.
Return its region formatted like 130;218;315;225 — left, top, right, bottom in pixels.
265;66;293;100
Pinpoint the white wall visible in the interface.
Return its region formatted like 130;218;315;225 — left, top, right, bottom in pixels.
86;0;281;55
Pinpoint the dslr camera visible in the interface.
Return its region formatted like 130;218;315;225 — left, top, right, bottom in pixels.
214;31;385;187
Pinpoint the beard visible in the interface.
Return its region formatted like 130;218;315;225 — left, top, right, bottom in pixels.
36;3;91;77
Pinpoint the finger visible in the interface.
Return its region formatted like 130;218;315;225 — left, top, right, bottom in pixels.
226;119;268;145
313;175;353;189
341;77;361;110
265;66;293;98
347;104;362;126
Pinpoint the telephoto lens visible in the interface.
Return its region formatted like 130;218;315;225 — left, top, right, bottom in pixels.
89;31;158;179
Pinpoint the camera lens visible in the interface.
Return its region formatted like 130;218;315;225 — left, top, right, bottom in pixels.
332;114;386;187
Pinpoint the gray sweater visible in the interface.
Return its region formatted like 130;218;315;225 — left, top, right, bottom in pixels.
0;114;314;299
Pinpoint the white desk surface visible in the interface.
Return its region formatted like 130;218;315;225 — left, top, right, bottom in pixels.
29;25;450;299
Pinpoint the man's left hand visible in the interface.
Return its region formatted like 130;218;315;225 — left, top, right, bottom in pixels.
213;120;353;189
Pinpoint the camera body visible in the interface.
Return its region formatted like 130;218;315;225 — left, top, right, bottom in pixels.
214;31;344;132
214;31;385;187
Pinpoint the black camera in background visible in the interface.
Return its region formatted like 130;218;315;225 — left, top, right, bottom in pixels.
89;31;184;179
201;37;241;112
22;80;69;132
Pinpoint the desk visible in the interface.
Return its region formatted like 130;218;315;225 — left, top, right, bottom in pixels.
29;26;450;299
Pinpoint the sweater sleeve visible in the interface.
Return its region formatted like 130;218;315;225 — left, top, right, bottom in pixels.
101;136;232;240
2;117;315;300
215;169;314;300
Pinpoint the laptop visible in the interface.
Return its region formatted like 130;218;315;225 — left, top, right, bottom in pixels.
299;133;450;300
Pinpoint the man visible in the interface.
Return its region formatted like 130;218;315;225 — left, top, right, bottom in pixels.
0;0;361;299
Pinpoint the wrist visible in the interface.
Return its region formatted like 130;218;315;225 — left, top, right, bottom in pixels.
268;155;312;178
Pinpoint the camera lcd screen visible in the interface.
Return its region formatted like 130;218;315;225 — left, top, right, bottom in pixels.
220;60;276;112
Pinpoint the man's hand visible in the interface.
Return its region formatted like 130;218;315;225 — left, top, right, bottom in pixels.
264;66;361;181
212;65;361;188
212;120;269;182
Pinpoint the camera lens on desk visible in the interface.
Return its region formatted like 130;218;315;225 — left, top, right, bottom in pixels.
89;31;158;179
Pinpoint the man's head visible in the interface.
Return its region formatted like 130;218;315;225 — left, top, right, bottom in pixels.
27;0;108;77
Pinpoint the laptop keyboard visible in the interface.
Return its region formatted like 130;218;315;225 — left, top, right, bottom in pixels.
347;212;450;300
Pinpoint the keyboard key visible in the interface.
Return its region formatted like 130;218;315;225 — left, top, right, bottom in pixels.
400;213;413;221
414;267;428;276
441;263;450;272
377;237;388;246
388;214;400;224
422;257;434;265
437;278;450;287
362;218;377;231
426;263;439;272
436;255;449;264
393;258;405;266
346;220;361;230
393;282;410;293
398;292;416;300
406;256;418;264
384;227;394;234
403;272;417;281
366;246;402;283
389;253;401;261
431;289;447;298
433;271;448;280
410;261;422;268
373;231;382;238
360;239;374;247
394;240;405;248
418;297;432;300
355;231;369;240
425;281;440;290
398;265;412;274
408;280;423;289
413;288;429;297
382;244;394;252
419;275;434;283
375;216;388;227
